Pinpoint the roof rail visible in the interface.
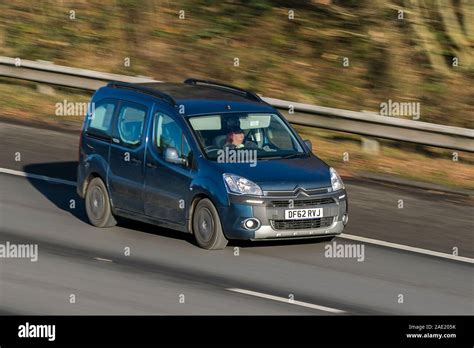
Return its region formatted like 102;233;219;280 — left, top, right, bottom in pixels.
183;78;262;102
107;81;176;106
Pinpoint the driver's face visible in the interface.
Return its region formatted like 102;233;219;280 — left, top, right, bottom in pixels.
231;132;244;145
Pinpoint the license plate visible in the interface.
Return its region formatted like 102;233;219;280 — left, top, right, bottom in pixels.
284;208;323;220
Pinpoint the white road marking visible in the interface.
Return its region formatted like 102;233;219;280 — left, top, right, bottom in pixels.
1;167;473;264
339;233;474;264
94;257;113;262
227;288;345;313
0;167;76;186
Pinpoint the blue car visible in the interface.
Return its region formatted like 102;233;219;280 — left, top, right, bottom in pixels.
77;79;348;249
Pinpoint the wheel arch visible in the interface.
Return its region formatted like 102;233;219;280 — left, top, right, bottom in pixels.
81;172;103;197
188;193;220;234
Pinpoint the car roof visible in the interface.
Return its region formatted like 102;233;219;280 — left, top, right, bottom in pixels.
105;80;276;116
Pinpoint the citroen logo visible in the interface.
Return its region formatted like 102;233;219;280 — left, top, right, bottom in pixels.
294;187;309;197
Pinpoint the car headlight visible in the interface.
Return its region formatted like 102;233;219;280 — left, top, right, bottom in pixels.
330;167;344;191
223;173;263;196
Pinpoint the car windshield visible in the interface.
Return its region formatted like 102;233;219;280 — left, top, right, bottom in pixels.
187;112;306;161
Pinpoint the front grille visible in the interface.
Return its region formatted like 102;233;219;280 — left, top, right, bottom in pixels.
271;217;334;230
270;197;335;208
264;188;329;196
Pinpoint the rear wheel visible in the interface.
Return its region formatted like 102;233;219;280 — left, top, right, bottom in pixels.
192;199;228;250
85;177;117;228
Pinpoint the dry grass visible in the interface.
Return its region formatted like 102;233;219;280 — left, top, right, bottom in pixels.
0;0;472;127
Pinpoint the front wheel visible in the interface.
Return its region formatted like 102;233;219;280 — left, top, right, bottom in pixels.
85;177;117;228
192;199;228;250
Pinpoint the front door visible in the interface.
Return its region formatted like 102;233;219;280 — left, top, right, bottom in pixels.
143;111;194;224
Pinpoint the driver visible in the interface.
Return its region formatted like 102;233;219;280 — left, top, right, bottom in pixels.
223;128;256;149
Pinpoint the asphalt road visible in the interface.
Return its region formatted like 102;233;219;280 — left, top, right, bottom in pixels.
2;121;473;256
0;121;473;314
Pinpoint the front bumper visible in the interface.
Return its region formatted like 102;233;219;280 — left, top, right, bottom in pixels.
251;220;344;240
219;188;348;240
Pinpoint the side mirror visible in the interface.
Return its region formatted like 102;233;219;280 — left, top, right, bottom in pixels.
164;147;187;166
304;139;312;152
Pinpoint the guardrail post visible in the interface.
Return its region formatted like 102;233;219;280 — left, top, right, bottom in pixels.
361;137;380;155
36;83;55;96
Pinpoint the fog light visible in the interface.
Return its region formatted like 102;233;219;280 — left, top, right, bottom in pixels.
243;218;260;230
342;213;349;226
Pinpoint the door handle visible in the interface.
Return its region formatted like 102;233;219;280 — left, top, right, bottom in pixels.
146;162;157;169
112;137;120;144
131;158;142;165
86;143;96;152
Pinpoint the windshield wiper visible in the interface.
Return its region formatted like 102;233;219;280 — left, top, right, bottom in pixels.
259;153;307;160
280;153;308;159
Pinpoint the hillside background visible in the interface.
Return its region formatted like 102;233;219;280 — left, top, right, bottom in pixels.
0;0;473;127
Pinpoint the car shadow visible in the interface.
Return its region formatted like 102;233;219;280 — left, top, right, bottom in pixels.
23;161;197;246
230;236;334;248
23;161;89;223
117;219;197;246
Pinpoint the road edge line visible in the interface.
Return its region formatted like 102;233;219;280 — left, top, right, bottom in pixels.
226;288;345;313
339;233;474;264
0;167;76;186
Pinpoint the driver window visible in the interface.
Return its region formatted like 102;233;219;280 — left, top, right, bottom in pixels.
155;112;182;156
155;112;191;162
182;135;191;159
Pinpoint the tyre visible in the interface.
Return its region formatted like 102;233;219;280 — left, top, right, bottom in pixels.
85;177;117;228
192;198;228;250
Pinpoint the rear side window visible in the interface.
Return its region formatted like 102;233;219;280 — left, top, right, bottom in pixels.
87;100;115;134
117;103;147;146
